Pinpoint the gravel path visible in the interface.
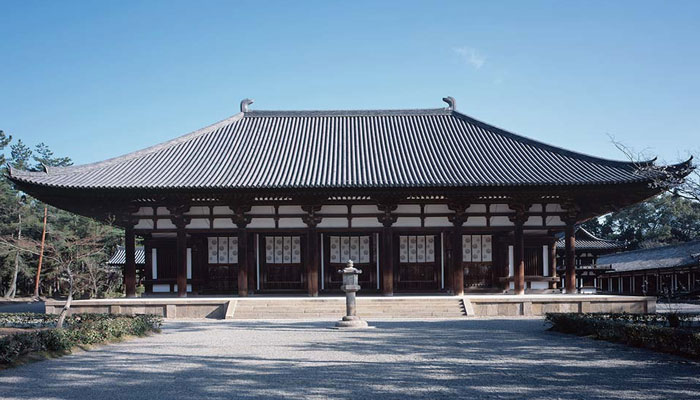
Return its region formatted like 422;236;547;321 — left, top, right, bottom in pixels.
1;318;699;399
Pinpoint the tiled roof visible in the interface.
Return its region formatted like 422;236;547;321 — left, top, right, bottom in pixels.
8;103;676;190
599;240;700;273
556;227;624;251
107;246;145;266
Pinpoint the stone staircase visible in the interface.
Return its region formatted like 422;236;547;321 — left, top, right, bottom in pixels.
231;297;467;319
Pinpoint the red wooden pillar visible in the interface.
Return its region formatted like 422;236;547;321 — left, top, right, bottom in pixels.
124;227;137;298
238;228;249;297
176;224;187;297
451;225;464;296
302;205;321;297
381;226;394;295
377;204;397;296
513;220;525;295
306;228;319;296
549;242;558;289
565;221;576;294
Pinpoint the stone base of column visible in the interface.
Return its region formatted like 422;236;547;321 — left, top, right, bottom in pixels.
334;316;370;329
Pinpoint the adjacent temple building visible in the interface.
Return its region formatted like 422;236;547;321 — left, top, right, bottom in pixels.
8;97;690;298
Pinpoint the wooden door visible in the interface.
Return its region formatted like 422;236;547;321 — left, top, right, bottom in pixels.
324;234;376;291
203;236;238;294
260;235;304;291
396;235;440;291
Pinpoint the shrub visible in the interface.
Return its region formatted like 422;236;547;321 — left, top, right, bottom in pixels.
545;313;700;359
0;314;162;366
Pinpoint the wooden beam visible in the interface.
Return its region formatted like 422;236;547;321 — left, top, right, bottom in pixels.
377;203;397;296
306;228;319;296
124;227;137;298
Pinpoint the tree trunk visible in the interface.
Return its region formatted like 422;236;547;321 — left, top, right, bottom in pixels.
4;212;21;300
56;264;74;330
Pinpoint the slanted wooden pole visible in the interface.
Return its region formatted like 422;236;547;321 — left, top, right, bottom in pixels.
124;227;137;297
33;206;48;298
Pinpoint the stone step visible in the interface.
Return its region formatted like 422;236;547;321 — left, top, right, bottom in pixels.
231;298;467;319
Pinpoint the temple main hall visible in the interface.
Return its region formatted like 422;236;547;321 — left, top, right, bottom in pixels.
8;97;689;298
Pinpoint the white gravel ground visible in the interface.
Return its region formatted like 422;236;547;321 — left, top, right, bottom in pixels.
1;318;699;400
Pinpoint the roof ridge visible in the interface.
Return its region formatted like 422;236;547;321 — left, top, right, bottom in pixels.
244;108;450;117
450;110;654;169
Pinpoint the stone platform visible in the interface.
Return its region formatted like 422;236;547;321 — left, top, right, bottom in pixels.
44;294;655;319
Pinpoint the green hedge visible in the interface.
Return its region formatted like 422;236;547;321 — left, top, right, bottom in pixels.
545;313;700;359
0;313;162;365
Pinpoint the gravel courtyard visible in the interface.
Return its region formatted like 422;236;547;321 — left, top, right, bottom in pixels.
1;318;699;400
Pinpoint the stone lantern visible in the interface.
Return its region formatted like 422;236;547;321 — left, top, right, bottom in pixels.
335;260;369;329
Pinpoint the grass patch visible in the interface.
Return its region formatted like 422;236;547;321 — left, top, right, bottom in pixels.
0;313;162;368
545;312;700;359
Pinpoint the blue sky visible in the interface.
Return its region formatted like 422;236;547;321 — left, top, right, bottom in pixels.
1;1;698;166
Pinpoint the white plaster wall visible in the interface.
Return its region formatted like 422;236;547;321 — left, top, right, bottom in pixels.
213;218;236;229
135;219;154;229
524;216;543;226
490;216;514;226
545;216;565;226
424;204;449;213
185;206;209;215
278;218;306;228
466;204;487;213
395;204;421;213
278;205;304;214
352;205;380;213
319;205;347;214
317;218;348;228
490;204;512;213
546;204;564;212
186;219;210;229
212;206;233;215
156;207;170;215
352;217;383;228
424;216;451;227
157;219;176;229
393;217;422;227
248;206;275;214
135;207;154;216
531;282;549;290
247;218;276;228
529;204;543;212
464;217;487;227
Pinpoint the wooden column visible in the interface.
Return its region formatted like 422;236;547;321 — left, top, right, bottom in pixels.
302;205;322;297
176;224;187;297
124;227;137;298
451;225;464;295
381;226;394;295
508;203;529;295
549;242;558;289
306;228;319;296
447;201;469;296
565;220;577;294
513;220;525;295
377;203;397;296
168;205;191;298
230;204;252;297
237;228;249;296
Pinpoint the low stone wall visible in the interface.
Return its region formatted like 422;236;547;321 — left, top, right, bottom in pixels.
45;295;656;319
464;295;655;317
45;298;232;319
